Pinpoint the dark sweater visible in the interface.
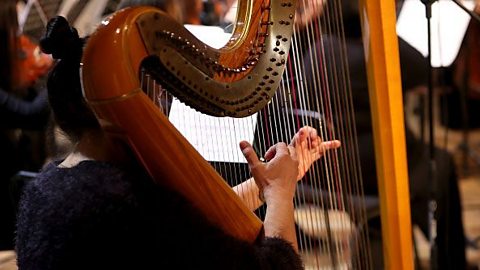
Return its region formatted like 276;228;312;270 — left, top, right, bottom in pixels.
16;160;303;269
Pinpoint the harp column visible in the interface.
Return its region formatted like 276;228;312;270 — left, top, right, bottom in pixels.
358;0;414;269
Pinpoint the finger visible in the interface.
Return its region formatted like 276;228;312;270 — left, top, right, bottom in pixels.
295;127;318;150
290;127;308;146
239;141;261;167
298;128;308;142
274;142;290;156
264;145;277;161
307;128;319;148
319;140;341;152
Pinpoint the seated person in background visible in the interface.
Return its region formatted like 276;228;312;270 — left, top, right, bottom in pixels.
441;0;480;130
0;0;52;250
15;15;340;269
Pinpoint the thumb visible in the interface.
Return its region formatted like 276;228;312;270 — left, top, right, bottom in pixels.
239;141;261;168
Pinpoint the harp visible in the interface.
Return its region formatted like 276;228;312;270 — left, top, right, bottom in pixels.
82;0;413;268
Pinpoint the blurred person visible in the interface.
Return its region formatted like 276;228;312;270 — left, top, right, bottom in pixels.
183;0;203;24
0;0;52;250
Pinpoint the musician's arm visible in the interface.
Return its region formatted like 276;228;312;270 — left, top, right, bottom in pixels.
233;126;341;211
239;141;299;251
232;177;263;211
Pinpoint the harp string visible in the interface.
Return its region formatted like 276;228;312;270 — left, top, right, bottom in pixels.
288;35;319;260
321;0;353;265
299;1;341;266
324;0;362;267
336;0;373;267
296;5;338;265
283;0;373;268
334;1;373;267
289;25;328;262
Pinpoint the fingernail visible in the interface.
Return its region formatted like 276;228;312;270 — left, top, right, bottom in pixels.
240;141;250;154
239;141;249;151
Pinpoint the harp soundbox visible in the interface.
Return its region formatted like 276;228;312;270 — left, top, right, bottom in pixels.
82;0;414;268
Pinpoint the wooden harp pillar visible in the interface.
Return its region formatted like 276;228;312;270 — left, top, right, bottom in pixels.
359;0;414;269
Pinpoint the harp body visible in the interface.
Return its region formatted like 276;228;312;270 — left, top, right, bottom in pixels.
82;0;413;268
82;1;297;243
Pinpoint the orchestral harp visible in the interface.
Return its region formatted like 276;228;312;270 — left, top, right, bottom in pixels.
82;0;413;269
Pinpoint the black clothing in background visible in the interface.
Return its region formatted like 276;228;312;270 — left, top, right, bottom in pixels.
16;160;304;270
0;87;50;250
0;87;49;130
440;19;480;130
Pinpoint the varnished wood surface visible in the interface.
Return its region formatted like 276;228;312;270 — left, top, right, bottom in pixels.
358;0;414;268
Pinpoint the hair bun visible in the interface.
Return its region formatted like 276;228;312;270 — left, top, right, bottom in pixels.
40;16;82;60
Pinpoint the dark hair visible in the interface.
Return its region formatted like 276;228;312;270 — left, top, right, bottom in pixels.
40;16;100;142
